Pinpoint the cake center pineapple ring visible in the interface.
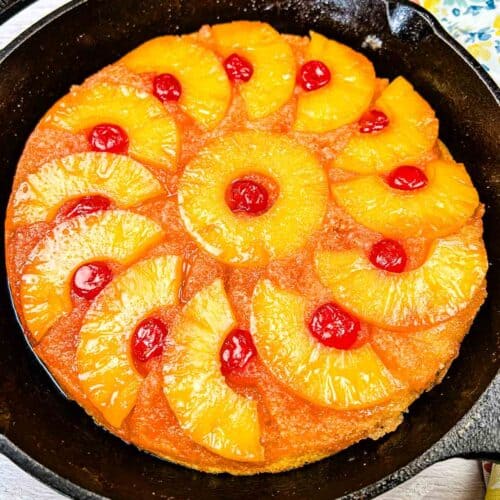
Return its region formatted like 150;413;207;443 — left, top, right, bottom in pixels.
179;130;328;266
7;21;487;475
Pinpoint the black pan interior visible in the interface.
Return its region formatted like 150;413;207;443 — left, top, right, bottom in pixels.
0;1;499;499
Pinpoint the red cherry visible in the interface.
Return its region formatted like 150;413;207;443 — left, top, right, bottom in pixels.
153;73;182;102
223;53;253;82
89;123;129;154
58;195;111;220
131;317;167;363
226;179;269;215
297;60;331;91
386;166;428;191
220;329;257;376
308;303;360;349
358;109;389;133
71;262;113;300
369;239;407;273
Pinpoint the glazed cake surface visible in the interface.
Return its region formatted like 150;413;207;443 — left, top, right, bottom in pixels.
5;21;488;474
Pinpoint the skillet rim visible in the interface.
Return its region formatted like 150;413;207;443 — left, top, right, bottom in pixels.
0;1;498;499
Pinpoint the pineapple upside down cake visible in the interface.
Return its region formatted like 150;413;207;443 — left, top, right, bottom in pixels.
5;21;487;474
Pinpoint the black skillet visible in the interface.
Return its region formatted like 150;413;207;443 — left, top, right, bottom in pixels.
0;0;498;498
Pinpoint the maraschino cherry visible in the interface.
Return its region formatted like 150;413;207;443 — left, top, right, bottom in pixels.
220;329;257;376
308;303;360;350
58;195;111;220
153;73;182;102
224;53;253;82
358;110;389;133
227;179;269;215
369;239;407;273
131;317;168;363
71;262;113;300
89;123;129;154
386;166;428;191
297;60;331;91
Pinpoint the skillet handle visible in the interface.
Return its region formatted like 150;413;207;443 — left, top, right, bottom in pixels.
433;376;500;462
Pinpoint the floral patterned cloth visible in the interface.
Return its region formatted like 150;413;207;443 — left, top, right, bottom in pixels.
417;0;499;82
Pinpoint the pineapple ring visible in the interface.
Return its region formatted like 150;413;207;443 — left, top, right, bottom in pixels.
251;279;402;409
332;159;480;239
178;131;328;266
332;77;439;174
212;21;296;119
20;210;164;341
78;255;182;428
12;152;163;227
163;279;264;462
43;84;179;169
315;223;488;330
121;36;231;130
294;32;376;133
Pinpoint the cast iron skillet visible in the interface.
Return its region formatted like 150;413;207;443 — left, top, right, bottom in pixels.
0;0;498;498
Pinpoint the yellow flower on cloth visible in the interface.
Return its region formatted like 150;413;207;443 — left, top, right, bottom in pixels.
469;41;493;61
422;0;441;9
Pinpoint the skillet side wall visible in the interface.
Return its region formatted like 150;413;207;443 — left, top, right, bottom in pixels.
0;1;498;499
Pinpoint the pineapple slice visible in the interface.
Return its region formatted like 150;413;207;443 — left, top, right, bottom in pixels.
212;21;295;119
163;279;263;461
332;159;479;239
294;32;376;133
121;36;231;130
251;279;402;409
371;287;486;391
178;131;328;266
77;255;182;428
315;223;488;330
332;77;438;174
12;152;163;226
438;140;453;160
43;84;179;169
21;210;164;341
